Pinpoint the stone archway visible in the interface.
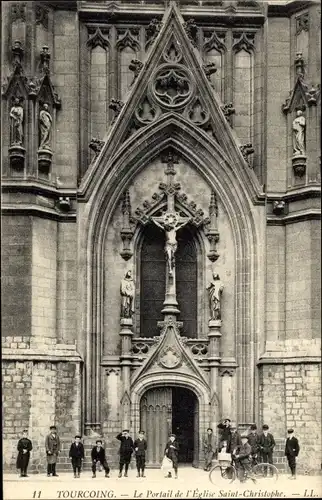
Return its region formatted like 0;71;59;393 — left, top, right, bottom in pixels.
130;372;210;467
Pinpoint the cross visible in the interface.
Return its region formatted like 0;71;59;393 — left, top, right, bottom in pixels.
151;151;191;277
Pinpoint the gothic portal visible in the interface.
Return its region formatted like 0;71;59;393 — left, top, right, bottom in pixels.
1;0;321;472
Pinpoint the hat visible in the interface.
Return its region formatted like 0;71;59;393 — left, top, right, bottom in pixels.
50;425;57;430
96;439;103;444
262;424;269;430
122;429;129;433
250;424;257;431
241;434;248;439
287;429;294;434
75;435;81;439
170;433;176;438
139;430;145;434
22;429;28;433
207;428;213;432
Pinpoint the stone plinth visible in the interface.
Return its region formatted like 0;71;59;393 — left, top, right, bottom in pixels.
9;144;25;172
38;148;53;178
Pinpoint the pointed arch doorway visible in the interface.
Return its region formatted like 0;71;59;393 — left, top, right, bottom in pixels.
140;386;199;468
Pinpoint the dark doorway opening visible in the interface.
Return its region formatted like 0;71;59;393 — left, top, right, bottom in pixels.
140;386;199;467
172;387;197;463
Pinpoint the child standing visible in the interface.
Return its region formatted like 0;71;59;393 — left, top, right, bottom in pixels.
134;430;147;478
16;429;33;477
69;435;84;478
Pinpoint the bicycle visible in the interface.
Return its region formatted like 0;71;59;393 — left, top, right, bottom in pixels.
251;455;279;481
209;452;256;485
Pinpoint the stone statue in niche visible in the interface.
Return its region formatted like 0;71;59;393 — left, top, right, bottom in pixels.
120;270;135;319
292;109;306;156
10;97;24;145
39;103;52;150
207;272;224;320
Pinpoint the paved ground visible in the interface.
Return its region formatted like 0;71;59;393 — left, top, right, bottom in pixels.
3;468;322;500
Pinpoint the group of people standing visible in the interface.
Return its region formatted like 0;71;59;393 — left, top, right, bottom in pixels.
16;421;300;480
203;419;300;480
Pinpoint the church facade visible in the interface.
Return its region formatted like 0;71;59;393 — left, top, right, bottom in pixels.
2;0;321;472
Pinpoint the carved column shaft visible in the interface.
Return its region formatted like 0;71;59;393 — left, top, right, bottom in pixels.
208;320;222;426
120;318;133;396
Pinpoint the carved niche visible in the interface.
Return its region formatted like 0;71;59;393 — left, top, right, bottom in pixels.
282;53;320;179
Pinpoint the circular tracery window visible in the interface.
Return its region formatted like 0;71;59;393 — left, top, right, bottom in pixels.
149;64;195;110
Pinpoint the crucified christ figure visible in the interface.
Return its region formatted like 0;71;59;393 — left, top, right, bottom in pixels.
152;212;190;276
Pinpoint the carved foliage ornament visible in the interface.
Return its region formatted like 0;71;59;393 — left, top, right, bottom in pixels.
146;18;163;49
296;12;309;35
35;5;49;30
11;3;26;23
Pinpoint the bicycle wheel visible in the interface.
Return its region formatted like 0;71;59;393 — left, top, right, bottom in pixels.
209;465;236;485
252;463;278;481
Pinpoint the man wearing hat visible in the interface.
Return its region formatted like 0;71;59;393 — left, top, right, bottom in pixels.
217;418;232;451
203;428;216;471
69;435;85;478
247;424;259;464
233;434;255;483
116;430;134;477
91;440;110;478
285;429;300;479
16;429;33;477
164;434;179;479
227;424;242;457
134;430;147;477
45;425;61;477
258;424;275;467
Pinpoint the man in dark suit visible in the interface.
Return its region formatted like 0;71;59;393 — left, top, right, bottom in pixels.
217;418;232;451
134;430;147;477
227;425;242;457
91;440;110;478
16;429;32;477
69;435;84;478
247;424;260;464
258;424;275;476
165;434;179;479
45;425;61;477
285;429;300;479
116;430;134;478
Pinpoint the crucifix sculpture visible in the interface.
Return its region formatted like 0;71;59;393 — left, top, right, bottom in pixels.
151;152;191;277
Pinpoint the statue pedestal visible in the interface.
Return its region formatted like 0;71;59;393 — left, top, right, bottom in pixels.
9;144;25;173
38;148;53;178
292;154;306;177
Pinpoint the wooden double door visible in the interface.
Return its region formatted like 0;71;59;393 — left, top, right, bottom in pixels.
140;387;199;467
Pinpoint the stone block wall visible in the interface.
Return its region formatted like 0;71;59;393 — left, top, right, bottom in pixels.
1;216;32;338
259;338;321;472
2;337;82;473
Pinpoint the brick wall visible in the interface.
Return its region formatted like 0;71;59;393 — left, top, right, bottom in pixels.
1;216;32;337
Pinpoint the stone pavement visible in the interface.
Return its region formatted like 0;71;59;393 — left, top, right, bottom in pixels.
3;468;322;500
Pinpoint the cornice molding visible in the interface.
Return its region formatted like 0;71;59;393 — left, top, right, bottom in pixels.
257;356;321;365
267;1;314;17
1;204;76;222
267;208;321;225
1;180;77;198
266;186;321;203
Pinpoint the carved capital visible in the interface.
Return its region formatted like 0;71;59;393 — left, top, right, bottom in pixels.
105;367;120;376
219;368;234;377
